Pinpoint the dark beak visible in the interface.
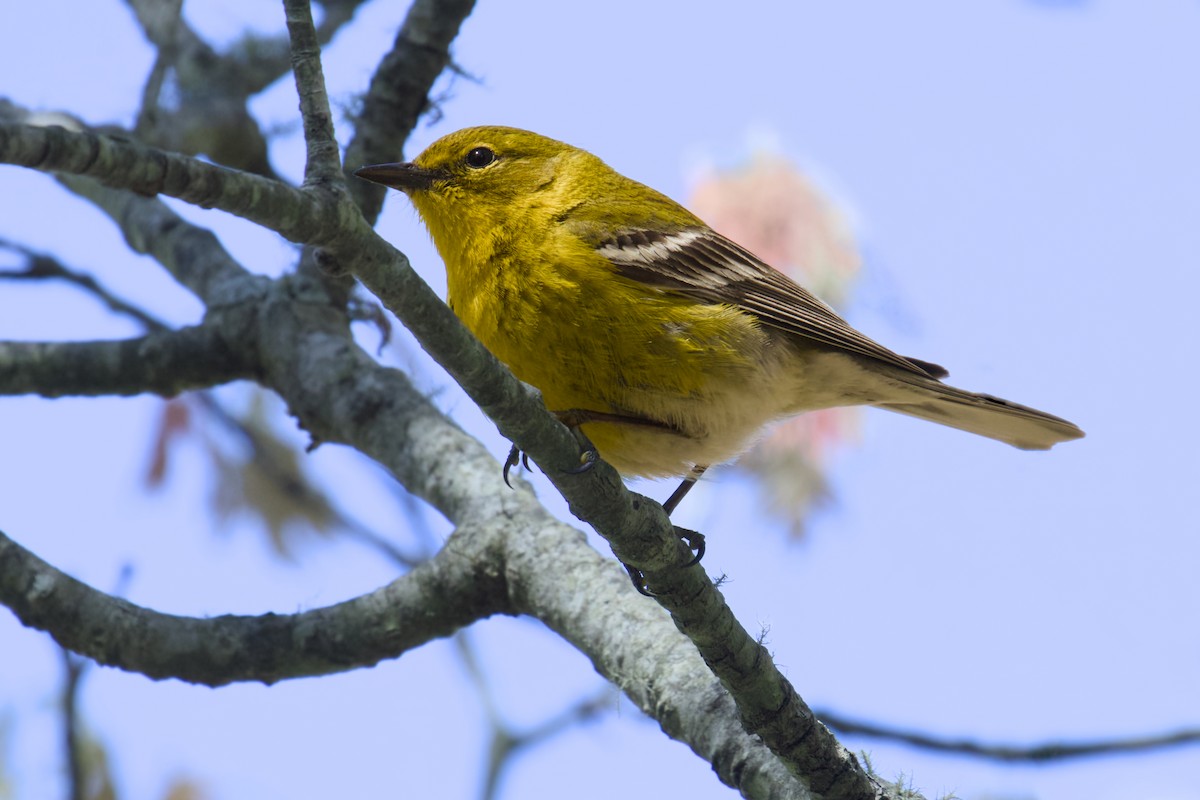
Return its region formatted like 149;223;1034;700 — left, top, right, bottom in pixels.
354;162;443;192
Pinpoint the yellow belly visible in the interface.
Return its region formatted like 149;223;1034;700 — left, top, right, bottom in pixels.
451;260;805;477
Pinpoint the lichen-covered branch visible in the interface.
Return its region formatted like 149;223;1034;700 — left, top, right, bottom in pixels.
0;520;512;686
0;101;260;305
344;241;881;799
0;121;365;254
284;0;343;184
246;268;839;799
0;324;256;398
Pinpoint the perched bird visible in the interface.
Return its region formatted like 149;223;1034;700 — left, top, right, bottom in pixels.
356;126;1083;510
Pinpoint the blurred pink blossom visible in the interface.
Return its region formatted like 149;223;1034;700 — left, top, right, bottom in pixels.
687;149;862;536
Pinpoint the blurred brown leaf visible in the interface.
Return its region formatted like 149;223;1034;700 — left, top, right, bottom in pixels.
207;391;335;556
144;391;336;557
161;777;210;800
144;398;192;489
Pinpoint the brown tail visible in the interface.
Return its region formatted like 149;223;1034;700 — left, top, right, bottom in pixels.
877;373;1084;450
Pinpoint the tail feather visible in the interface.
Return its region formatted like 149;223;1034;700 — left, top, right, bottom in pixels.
878;374;1084;451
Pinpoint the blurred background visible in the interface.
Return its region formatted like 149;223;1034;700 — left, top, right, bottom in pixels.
1;1;1197;798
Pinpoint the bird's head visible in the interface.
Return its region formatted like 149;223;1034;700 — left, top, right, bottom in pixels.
355;127;592;230
355;126;697;262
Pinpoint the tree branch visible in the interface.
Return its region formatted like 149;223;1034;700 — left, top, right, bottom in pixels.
0;121;367;256
283;0;343;184
344;241;880;799
0;324;256;398
123;0;371;176
0;100;260;306
0;519;512;686
61;648;88;800
247;272;833;799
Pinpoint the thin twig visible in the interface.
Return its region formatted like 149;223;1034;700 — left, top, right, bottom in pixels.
283;0;343;184
132;0;182;137
0;240;168;330
483;686;614;800
61;650;87;800
61;566;130;800
343;0;478;221
819;710;1200;763
451;631;616;800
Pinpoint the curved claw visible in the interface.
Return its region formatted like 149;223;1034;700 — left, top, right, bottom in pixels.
503;444;522;489
506;445;587;485
676;527;706;567
623;563;656;597
623;529;707;597
565;447;598;475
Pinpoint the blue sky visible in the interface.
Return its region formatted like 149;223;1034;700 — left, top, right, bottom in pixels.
2;2;1198;799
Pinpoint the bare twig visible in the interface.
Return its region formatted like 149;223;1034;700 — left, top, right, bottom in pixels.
0;325;257;398
452;631;615;800
60;566;130;800
0;521;511;686
819;710;1200;763
0;240;166;330
0;122;360;254
283;0;343;184
482;689;615;800
131;0;182;139
61;649;87;800
343;0;478;221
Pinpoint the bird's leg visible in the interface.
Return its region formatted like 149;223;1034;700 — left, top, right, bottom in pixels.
503;408;704;597
662;464;708;515
666;464;707;566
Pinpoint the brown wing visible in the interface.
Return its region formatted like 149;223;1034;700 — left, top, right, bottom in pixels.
597;227;948;380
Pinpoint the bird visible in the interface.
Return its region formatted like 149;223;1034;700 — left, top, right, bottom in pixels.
355;126;1083;514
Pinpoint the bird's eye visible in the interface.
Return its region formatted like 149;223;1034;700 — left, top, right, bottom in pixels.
464;147;496;168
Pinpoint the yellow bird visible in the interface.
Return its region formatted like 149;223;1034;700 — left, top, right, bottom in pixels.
357;127;1083;510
